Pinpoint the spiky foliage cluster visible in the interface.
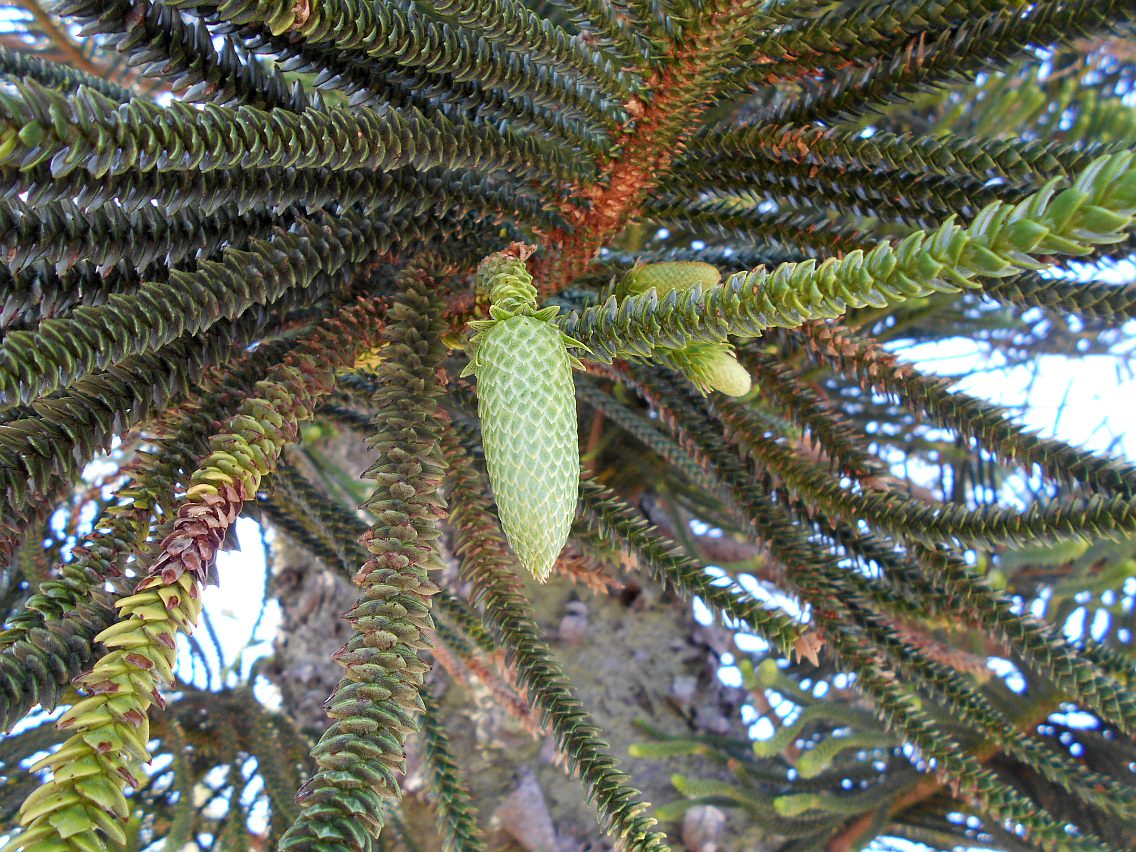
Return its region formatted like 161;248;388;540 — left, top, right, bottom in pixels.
0;0;1135;849
279;271;448;850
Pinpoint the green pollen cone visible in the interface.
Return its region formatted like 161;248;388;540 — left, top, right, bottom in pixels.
670;341;753;397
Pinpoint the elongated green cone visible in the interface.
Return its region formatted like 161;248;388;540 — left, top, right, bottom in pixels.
476;315;578;580
465;245;581;581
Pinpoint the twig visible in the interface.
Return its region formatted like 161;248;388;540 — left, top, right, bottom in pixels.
15;0;104;78
826;695;1067;851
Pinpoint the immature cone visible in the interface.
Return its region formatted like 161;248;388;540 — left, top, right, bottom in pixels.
465;245;581;581
618;260;721;296
619;262;752;396
669;341;753;397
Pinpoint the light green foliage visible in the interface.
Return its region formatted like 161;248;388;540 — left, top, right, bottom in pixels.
564;151;1136;364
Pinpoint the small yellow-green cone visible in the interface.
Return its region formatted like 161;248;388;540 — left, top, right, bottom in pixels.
669;341;753;397
619;261;721;297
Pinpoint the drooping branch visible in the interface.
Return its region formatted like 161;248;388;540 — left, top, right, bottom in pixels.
280;269;447;849
442;425;672;851
561;152;1136;360
8;296;385;850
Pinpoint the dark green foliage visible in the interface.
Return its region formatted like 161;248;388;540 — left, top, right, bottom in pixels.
577;477;804;653
418;688;487;851
280;273;448;850
0;79;585;181
0;45;132;102
745;0;1136;126
793;321;1136;497
444;427;670;851
0;0;1134;849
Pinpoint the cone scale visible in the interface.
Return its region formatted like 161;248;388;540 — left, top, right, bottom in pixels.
465;245;582;581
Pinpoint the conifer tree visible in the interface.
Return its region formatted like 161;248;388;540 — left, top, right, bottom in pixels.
0;1;1135;849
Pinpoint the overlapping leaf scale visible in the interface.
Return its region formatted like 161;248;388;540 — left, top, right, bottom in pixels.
984;270;1136;323
0;260;149;332
684;123;1113;193
475;315;578;582
754;0;1136;127
551;0;654;68
0;195;280;274
643;194;865;257
0;206;436;408
236;27;610;159
419;0;635;99
57;0;309;109
668;159;994;228
0;44;132;103
418;688;487;852
0;78;581;183
280;274;447;851
165;0;625;129
3;161;564;230
748;0;1066;78
564;152;1136;362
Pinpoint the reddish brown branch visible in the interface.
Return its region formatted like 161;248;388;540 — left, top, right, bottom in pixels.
534;0;762;295
16;0;104;78
826;695;1066;851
